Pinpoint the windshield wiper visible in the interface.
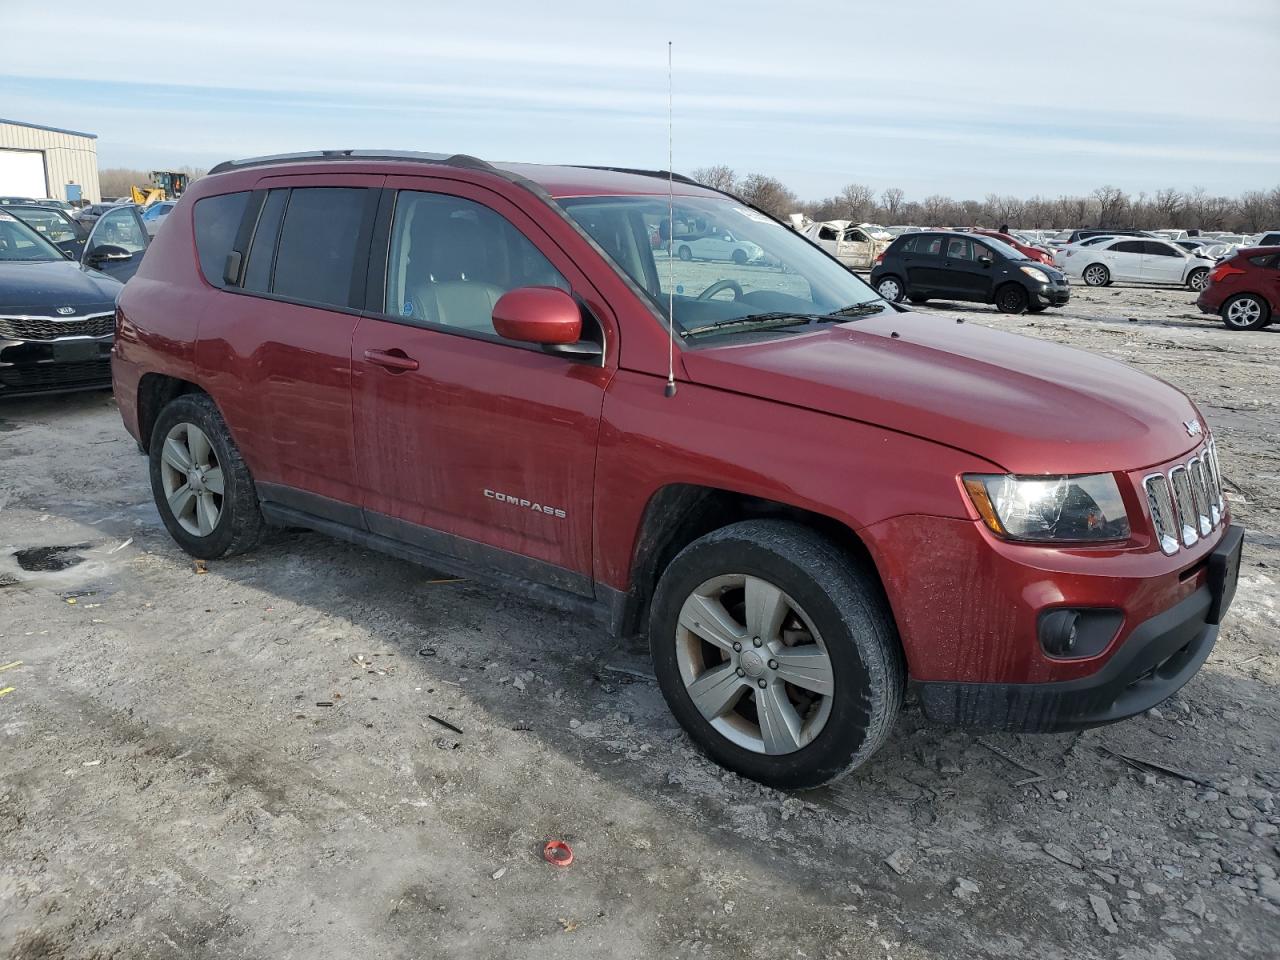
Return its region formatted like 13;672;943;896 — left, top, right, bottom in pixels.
681;313;828;339
827;300;889;318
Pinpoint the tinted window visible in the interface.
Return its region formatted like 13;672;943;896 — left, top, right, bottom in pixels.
12;207;77;243
1144;241;1180;257
1112;240;1145;254
193;192;250;288
271;188;370;308
897;236;917;253
0;212;63;261
385;191;569;337
243;189;288;293
1248;253;1276;268
944;236;973;260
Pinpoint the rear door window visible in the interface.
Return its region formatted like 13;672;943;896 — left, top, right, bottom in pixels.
944;236;974;260
193;192;250;287
1111;240;1145;255
269;187;373;309
1143;241;1180;257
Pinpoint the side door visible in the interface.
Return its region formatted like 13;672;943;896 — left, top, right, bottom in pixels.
813;225;840;259
937;235;990;300
350;179;614;590
196;177;382;514
1106;239;1145;281
83;205;149;281
839;227;872;269
1142;240;1187;283
904;234;947;292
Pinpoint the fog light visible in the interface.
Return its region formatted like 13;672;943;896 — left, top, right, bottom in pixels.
1040;609;1080;656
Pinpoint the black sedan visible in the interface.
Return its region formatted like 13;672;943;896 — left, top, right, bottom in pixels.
0;211;123;398
869;231;1070;314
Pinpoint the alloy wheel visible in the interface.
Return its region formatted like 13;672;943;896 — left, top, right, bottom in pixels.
1225;297;1262;328
159;422;224;537
1190;270;1209;292
675;574;834;755
1084;265;1107;286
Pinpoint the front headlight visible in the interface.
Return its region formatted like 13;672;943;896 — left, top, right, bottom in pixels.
963;474;1130;542
1020;266;1050;284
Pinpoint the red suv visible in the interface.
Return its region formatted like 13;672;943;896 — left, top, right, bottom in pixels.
112;151;1243;788
1196;246;1279;330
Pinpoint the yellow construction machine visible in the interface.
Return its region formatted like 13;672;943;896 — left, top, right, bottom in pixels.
128;171;191;207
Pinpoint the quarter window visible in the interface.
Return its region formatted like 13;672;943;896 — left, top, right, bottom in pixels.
384;191;569;337
193;192;250;288
263;188;370;308
242;189;288;293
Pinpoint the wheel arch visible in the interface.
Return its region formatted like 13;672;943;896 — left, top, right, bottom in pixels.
136;373;208;454
612;483;889;639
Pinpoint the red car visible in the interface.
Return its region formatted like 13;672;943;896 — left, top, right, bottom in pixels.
971;229;1055;265
112;152;1242;789
1196;246;1280;331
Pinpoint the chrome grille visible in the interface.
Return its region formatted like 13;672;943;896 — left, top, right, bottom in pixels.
1188;458;1212;536
0;313;115;341
1144;439;1228;555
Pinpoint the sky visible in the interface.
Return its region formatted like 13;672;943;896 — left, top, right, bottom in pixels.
3;0;1277;201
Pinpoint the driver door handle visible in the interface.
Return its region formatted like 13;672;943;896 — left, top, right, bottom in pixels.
364;348;419;372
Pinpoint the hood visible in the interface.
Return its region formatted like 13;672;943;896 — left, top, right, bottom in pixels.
0;259;122;315
681;311;1202;475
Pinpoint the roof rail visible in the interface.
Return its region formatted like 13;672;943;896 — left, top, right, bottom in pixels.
207;150;500;176
574;165;701;187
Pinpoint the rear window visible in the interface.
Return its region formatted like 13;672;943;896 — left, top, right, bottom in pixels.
193;192;250;287
1248;253;1276;268
270;188;370;308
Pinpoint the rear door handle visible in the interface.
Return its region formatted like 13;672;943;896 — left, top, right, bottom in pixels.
364;348;419;372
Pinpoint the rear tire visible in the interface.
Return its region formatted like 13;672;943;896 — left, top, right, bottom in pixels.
876;275;905;303
677;245;693;261
149;393;265;560
649;520;904;789
1083;263;1110;287
732;249;748;265
995;283;1028;314
1220;293;1270;331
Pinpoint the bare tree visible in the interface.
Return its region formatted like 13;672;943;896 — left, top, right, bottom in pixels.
1091;185;1128;228
689;165;737;194
881;187;904;220
920;194;950;226
736;173;797;219
838;183;875;221
1153;188;1183;226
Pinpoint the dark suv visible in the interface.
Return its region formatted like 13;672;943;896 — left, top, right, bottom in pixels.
870;231;1070;313
113;151;1240;789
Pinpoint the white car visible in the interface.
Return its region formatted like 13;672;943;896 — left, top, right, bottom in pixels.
1058;236;1214;291
673;229;764;265
799;219;889;270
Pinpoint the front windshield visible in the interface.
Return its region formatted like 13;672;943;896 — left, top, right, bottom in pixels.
11;208;78;244
561;195;883;335
0;212;65;262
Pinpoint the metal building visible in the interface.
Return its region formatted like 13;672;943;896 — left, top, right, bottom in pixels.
0;118;100;204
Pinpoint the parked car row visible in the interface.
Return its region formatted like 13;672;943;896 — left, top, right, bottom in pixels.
0;204;151;397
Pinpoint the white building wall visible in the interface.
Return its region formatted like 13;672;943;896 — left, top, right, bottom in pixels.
0;120;100;203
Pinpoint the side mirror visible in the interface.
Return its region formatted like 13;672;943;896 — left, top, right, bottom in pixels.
978;256;994;268
492;286;589;350
85;244;132;266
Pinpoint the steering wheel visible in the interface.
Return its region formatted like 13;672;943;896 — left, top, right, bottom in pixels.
697;279;744;301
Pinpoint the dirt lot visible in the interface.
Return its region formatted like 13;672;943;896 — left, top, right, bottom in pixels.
1;283;1278;960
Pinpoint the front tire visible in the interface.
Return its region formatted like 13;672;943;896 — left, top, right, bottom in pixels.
876;275;905;302
149;393;265;560
1220;293;1270;331
731;249;748;265
1187;268;1210;292
649;520;904;789
677;245;693;261
995;283;1028;313
1083;263;1110;287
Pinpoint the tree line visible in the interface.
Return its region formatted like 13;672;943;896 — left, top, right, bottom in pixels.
689;165;1280;233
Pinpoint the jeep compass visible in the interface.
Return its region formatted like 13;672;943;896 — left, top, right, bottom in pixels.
112;151;1243;788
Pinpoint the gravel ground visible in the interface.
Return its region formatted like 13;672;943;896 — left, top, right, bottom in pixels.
1;283;1277;960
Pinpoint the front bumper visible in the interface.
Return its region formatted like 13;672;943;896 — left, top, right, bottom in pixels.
0;336;114;398
1035;282;1071;307
914;524;1243;732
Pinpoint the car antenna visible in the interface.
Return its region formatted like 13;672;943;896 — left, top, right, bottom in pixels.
664;40;678;399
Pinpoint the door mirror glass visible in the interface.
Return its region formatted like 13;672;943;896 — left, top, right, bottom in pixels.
491;287;582;345
978;255;994;266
